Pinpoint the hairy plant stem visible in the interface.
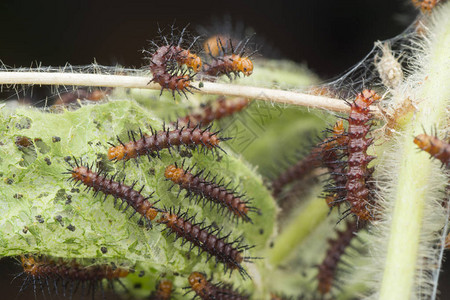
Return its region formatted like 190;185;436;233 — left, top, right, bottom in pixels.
0;71;382;117
379;5;450;299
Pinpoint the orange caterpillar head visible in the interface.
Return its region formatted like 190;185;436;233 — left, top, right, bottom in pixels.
414;134;434;152
105;267;129;279
184;53;202;72
188;272;207;292
164;165;186;184
354;89;381;108
157;212;177;226
231;54;253;76
71;166;90;183
20;255;39;275
157;279;173;296
108;144;127;161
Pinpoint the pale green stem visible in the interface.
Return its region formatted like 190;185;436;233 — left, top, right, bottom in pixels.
268;197;329;267
379;5;450;300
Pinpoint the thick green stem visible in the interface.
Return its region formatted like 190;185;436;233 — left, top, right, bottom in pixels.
379;4;450;299
268;196;329;267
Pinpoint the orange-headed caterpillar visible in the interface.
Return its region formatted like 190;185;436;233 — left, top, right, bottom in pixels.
66;157;160;227
164;162;259;223
175;96;251;128
157;208;255;279
17;254;129;298
201;36;255;80
107;124;230;162
414;133;450;168
150;279;173;300
187;271;249;299
317;221;360;295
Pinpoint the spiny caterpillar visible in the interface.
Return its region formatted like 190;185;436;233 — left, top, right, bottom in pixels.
270;147;321;198
270;120;347;200
175;96;251;128
344;89;379;221
157;208;255;278
66;158;160;227
146;26;202;98
18;254;129;298
202;36;255;80
149;279;173;300
320;120;349;209
107;124;230;162
187;271;249;299
317;222;359;295
414;133;450;168
164;162;258;223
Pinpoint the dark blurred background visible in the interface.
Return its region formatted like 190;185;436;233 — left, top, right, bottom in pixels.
1;0;449;299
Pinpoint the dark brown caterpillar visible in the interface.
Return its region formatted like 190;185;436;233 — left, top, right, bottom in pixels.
164;163;259;223
66;158;159;227
414;133;450;168
345;89;379;221
157;208;254;278
18;254;128;298
149;279;173;300
317;222;359;295
107;124;230;162
175;96;250;128
188;271;249;299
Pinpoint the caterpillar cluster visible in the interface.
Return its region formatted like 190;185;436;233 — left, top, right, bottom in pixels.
145;26;256;98
414;133;450;168
107;124;229;162
187;271;249;300
66;160;255;280
269;90;379;222
164;162;259;223
18;254;129;299
42;102;255;298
